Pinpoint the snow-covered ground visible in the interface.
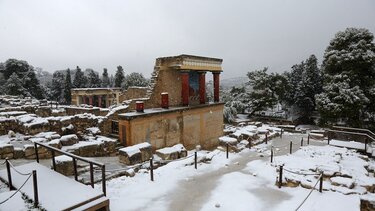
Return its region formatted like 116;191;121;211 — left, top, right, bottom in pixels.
91;133;366;211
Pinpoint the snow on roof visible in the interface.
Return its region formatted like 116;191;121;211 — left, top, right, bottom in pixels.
106;105;129;117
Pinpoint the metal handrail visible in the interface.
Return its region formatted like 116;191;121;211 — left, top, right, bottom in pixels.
33;141;106;196
325;128;375;142
332;126;375;138
34;142;103;167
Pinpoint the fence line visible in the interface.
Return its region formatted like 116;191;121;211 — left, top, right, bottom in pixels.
295;174;323;211
0;174;32;205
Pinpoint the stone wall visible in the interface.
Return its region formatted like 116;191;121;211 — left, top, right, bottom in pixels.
65;106;101;116
119;103;224;150
119;87;148;103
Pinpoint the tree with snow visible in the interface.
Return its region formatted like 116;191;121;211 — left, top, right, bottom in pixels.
1;59;31;79
286;55;322;123
122;72;149;90
86;69;102;88
246;67;288;114
73;66;87;88
64;69;72;104
50;71;65;102
115;66;125;87
101;68;110;87
316;28;375;128
4;73;26;96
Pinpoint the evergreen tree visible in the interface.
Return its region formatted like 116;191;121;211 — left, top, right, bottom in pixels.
64;69;72;104
109;74;114;87
316;28;375;128
73;66;87;88
114;66;125;87
122;72;149;90
5;73;26;96
23;70;45;99
101;68;110;87
1;59;30;79
87;70;101;88
50;71;65;102
286;55;322;123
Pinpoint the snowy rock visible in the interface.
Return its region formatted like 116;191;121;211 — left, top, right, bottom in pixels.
215;203;220;208
330;177;355;189
156;144;187;160
7;130;15;138
119;143;152;165
0;144;14;159
54;155;74;176
60;134;79;146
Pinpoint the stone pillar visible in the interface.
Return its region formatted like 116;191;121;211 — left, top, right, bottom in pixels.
213;72;221;102
180;71;190;106
76;96;80;106
106;94;110;107
89;96;93;106
98;96;102;108
198;71;206;104
83;96;86;105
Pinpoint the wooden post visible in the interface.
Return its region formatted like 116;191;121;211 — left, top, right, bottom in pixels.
319;172;324;193
301;138;303;147
150;158;154;181
6;159;13;191
34;143;39;163
290;141;292;154
226;143;229;159
265;133;268;144
307;135;310;145
51;150;56;171
90;163;94;188
102;165;106;196
194;151;197;169
365;138;368;152
73;158;78;181
33;170;39;208
328;138;330;145
278;165;283;188
248;138;251;149
271;148;274;163
281;129;283;139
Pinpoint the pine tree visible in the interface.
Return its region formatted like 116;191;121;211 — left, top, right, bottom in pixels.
23;70;45;99
87;70;101;88
64;69;72;104
109;74;114;87
101;68;110;87
73;66;87;88
316;28;375;127
50;71;65;102
5;73;26;96
114;66;125;87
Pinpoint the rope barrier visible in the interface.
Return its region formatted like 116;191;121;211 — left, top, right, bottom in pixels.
0;173;32;205
283;168;321;176
295;174;322;211
0;160;7;166
8;162;32;176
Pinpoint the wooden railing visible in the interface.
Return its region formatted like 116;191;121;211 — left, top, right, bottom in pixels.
325;128;375;153
332;126;375;140
33;142;106;196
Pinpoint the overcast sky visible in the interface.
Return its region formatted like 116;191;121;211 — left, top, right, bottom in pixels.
0;0;374;79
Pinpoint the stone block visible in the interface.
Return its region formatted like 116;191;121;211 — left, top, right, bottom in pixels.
0;144;14;159
60;134;79;146
13;147;25;159
156;144;187;161
118;143;152;165
54;155;74;176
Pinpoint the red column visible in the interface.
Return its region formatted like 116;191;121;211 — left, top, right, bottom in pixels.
89;96;93;105
98;96;102;108
198;71;206;104
180;71;190;106
213;72;221;102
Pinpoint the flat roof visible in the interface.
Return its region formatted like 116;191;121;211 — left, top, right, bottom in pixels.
71;87;122;91
157;54;223;62
119;103;224;121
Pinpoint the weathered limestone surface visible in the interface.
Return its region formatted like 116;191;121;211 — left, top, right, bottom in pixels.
155;144;187;160
54;155;74;176
119;142;152;165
